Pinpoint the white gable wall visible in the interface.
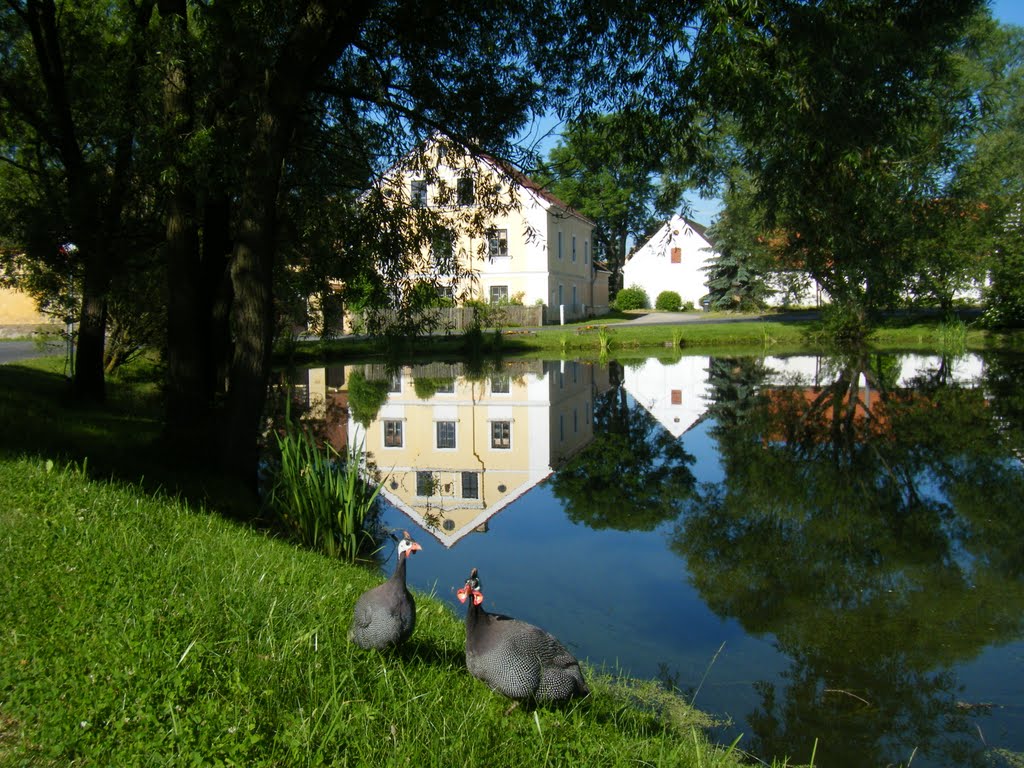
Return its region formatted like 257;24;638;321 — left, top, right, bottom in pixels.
622;214;715;310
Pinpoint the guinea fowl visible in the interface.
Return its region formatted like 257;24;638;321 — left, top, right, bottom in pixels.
456;568;589;706
348;532;422;650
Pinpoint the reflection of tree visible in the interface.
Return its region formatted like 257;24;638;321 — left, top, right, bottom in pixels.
548;366;697;531
673;352;1024;768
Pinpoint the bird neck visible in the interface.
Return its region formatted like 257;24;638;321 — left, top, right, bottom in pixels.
392;553;407;583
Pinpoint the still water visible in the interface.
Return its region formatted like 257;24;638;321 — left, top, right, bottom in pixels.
291;349;1024;768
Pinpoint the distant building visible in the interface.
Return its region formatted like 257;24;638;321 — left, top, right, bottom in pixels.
622;214;716;310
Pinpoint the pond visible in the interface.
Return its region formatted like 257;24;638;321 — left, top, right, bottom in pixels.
287;348;1024;768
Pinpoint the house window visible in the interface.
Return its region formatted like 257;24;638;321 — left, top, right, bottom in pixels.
416;471;435;497
432;229;454;261
671;389;682;405
671;247;682;264
462;471;479;500
488;229;509;259
436;420;456;449
557;231;563;259
491;420;511;449
388;374;402;393
557;284;564;306
434;379;455;393
572;235;577;262
411;179;428;208
585;240;590;265
383;419;403;448
572;285;578;306
490;285;509;304
490;375;510;394
457;177;475;206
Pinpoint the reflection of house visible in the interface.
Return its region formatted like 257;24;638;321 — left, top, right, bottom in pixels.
761;354;984;389
757;353;987;442
378;136;610;323
348;360;612;547
622;214;716;310
622;356;713;437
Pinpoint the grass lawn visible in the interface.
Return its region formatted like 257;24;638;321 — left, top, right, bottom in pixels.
287;308;1008;365
0;359;795;767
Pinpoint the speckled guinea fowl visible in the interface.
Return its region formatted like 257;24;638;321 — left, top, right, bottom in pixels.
348;532;422;650
456;568;589;705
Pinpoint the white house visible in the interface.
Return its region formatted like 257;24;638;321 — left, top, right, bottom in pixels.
622;214;717;310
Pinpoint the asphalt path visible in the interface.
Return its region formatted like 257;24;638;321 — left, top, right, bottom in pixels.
0;340;65;365
615;309;820;326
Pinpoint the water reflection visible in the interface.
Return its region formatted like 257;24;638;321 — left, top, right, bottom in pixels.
675;351;1024;768
284;351;1024;768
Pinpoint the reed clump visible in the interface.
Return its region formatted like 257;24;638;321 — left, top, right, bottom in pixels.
265;423;382;562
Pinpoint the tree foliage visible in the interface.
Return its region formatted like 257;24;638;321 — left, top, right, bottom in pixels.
701;1;986;330
536;112;704;292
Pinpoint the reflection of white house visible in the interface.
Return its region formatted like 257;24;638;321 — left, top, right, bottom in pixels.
622;356;714;438
622;214;716;310
347;361;612;547
762;354;984;389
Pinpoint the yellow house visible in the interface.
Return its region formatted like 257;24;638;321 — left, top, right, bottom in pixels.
384;137;610;324
0;267;60;338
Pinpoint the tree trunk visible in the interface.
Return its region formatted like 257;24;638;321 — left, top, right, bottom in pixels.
214;2;374;491
73;256;108;403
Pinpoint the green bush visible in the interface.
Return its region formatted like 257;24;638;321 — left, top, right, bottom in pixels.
655;291;682;312
613;285;649;310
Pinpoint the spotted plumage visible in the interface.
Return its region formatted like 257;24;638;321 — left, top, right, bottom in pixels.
348;532;422;650
456;568;589;705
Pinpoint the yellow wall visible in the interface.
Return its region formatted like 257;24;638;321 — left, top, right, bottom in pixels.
0;286;50;326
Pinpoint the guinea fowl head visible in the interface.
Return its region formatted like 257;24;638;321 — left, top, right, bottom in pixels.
456;567;484;606
396;531;422;560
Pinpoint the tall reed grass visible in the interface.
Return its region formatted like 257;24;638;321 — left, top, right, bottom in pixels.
266;423;382;562
937;316;968;357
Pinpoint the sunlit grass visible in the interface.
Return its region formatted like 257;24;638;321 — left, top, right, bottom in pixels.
0;455;796;767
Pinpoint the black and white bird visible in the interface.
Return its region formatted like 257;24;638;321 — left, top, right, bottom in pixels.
456;568;589;705
348;532;422;650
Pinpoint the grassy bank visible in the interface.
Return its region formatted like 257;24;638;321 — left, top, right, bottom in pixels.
287;309;1005;365
0;361;795;767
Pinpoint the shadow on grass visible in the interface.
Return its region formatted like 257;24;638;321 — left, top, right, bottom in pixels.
0;361;260;523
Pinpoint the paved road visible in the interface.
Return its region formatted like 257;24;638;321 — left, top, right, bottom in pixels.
0;340;65;365
617;309;820;325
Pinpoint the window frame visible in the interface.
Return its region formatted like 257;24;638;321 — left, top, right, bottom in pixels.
457;177;475;206
410;179;428;208
383;419;404;448
436;420;457;449
487;228;509;259
489;285;509;304
490;420;511;450
461;471;479;500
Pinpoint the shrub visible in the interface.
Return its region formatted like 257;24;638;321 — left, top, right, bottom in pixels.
613;285;649;311
655;291;682;312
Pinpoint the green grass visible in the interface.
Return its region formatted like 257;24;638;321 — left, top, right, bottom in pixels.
288;309;1001;365
0;457;767;767
0;361;810;766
